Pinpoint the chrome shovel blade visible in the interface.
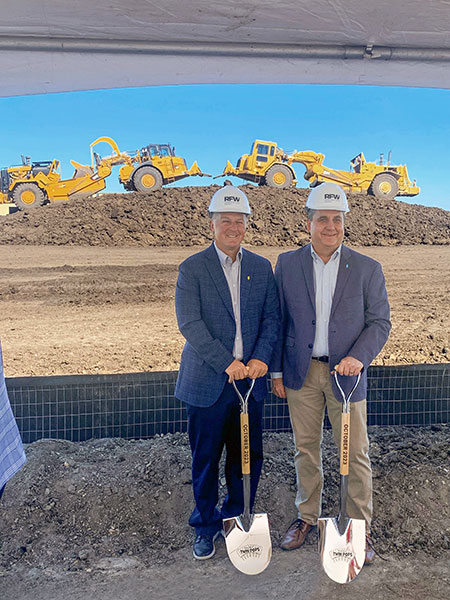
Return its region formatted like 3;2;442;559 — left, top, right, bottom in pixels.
223;513;272;575
318;517;365;584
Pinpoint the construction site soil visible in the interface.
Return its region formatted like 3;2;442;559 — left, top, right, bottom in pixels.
1;425;449;600
0;185;449;247
0;186;449;599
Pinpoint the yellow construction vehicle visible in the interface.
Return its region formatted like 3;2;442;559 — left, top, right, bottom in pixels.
218;140;419;200
218;140;299;189
300;150;420;199
0;136;129;210
118;143;209;192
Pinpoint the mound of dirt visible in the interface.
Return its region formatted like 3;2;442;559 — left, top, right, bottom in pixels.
0;186;449;247
1;424;448;574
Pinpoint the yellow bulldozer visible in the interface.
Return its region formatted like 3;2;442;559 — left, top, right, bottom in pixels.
118;142;209;192
0;136;130;210
218;139;419;200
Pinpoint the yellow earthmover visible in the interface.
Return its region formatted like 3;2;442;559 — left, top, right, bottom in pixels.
0;136;129;210
118;143;210;192
218;139;419;200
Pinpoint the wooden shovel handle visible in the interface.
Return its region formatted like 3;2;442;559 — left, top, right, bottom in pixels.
340;412;350;476
241;412;250;475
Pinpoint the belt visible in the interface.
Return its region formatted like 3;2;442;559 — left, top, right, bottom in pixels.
311;355;329;363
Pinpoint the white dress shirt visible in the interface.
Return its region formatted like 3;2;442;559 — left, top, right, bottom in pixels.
272;244;341;379
311;245;341;357
214;243;243;360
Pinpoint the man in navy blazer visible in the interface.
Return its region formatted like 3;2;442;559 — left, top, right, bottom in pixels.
272;183;390;565
175;184;279;560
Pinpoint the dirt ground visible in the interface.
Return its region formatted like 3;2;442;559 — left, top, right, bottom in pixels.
0;243;448;600
1;426;449;600
0;244;448;377
0;188;449;599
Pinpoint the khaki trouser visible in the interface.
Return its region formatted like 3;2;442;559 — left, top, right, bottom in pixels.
286;360;372;528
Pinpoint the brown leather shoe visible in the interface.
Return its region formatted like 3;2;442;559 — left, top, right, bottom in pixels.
365;533;376;565
280;519;313;551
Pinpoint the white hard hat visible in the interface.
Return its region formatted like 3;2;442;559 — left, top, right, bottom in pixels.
306;182;349;213
208;185;252;215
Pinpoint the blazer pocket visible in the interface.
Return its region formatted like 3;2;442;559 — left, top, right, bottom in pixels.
183;345;205;367
341;293;364;304
285;335;295;347
340;293;364;315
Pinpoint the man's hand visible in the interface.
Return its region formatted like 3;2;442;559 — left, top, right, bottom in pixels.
272;376;286;398
225;359;248;383
246;359;268;379
334;356;363;377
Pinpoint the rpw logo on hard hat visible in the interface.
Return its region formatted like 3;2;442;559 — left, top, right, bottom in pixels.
224;196;241;203
324;194;341;200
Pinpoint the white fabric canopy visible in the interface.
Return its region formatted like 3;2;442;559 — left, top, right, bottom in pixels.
1;0;450;96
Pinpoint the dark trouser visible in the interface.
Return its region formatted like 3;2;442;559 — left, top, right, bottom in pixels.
186;381;264;536
0;485;5;500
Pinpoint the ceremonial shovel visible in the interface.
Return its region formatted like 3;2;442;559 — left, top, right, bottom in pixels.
223;379;272;575
318;370;366;584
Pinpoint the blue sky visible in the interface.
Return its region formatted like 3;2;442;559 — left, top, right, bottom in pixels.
1;84;449;210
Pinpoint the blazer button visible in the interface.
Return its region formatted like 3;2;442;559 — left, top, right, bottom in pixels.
312;320;316;325
308;343;313;348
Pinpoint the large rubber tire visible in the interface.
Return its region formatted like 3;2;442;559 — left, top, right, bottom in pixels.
369;173;399;200
264;164;294;189
132;166;163;192
12;183;46;210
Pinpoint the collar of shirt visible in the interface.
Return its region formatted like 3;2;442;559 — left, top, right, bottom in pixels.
310;244;342;265
214;242;242;267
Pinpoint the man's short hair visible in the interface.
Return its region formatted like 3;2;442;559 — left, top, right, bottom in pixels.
210;212;248;225
305;208;315;221
305;208;345;222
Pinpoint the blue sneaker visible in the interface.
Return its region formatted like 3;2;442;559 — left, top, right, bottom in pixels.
193;531;220;560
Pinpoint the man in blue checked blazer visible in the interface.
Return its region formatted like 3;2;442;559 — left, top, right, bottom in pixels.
175;184;280;561
0;342;26;502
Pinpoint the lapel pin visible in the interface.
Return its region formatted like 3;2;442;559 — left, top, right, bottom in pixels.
247;275;251;280
346;264;349;269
